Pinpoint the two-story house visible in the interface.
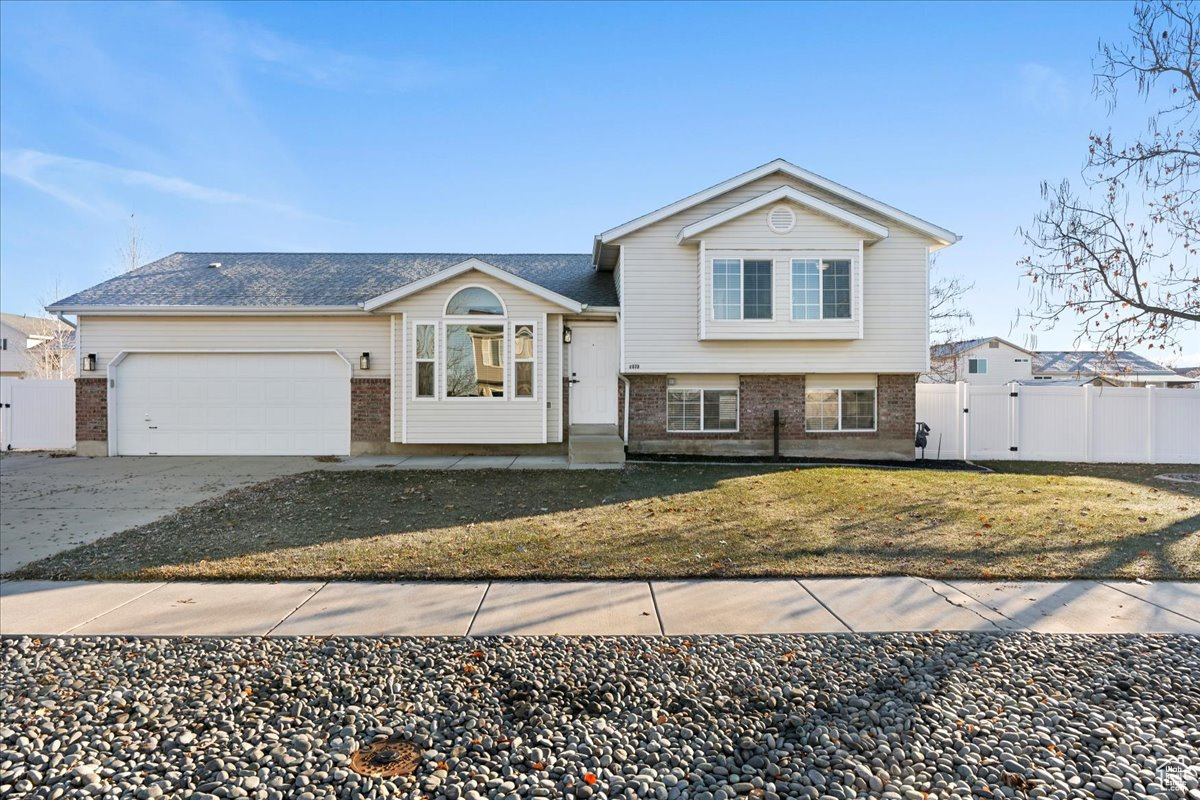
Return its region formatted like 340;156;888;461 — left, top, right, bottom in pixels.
48;159;959;461
0;312;75;379
927;337;1035;385
930;337;1197;389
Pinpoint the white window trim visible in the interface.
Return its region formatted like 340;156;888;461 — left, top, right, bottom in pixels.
666;387;740;433
804;387;877;433
412;320;439;401
441;284;508;317
512;320;537;401
789;257;855;322
968;357;988;375
711;257;774;322
443;317;508;401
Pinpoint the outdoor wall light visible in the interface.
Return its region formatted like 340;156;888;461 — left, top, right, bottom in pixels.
360;352;371;370
563;327;572;344
83;353;97;372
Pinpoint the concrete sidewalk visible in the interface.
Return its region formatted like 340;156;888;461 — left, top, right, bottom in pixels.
2;577;1197;636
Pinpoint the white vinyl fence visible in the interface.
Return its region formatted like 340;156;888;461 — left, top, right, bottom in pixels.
916;382;1200;464
0;378;75;451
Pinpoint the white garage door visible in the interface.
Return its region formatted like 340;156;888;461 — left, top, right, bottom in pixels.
114;352;350;456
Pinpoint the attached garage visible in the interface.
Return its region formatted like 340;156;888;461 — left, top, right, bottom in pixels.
110;352;350;456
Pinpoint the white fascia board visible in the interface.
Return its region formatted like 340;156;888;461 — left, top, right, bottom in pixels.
361;258;584;313
47;305;364;316
676;186;889;244
598;158;960;247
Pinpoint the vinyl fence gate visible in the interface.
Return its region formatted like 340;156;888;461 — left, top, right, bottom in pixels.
915;382;1199;464
0;378;76;451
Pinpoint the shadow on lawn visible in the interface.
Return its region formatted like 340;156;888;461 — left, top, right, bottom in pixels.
12;461;1199;584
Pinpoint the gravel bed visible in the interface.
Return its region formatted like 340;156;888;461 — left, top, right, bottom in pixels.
2;633;1199;799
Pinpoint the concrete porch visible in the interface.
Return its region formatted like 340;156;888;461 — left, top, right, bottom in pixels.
567;424;625;465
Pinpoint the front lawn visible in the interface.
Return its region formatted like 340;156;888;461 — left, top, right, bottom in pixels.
16;462;1198;582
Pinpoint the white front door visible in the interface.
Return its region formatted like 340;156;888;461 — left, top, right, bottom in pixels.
569;324;618;425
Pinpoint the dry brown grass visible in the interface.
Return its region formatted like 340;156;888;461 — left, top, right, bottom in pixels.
17;462;1199;582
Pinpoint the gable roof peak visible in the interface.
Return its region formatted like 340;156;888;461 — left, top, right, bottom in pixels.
594;158;960;266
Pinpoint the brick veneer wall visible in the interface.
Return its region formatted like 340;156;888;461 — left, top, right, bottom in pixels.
626;373;918;459
877;374;916;438
351;378;390;443
76;378;108;443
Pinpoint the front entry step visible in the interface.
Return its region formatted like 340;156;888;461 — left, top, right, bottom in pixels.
568;424;626;465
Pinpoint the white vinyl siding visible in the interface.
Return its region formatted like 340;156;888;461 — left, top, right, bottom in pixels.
377;271;564;444
77;315;389;378
943;341;1034;385
614;172;937;372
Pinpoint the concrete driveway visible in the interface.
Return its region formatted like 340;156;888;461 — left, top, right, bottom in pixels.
0;453;335;574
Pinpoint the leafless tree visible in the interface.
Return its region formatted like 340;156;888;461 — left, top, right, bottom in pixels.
925;258;975;382
113;213;144;275
32;278;76;380
1020;0;1199;352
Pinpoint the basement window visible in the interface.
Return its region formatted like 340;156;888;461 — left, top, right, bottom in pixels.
667;388;738;432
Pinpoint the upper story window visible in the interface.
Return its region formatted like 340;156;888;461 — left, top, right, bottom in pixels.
712;258;772;320
791;259;851;320
968;358;988;374
445;286;504;316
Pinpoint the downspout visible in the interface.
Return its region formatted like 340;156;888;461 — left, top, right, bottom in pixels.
54;312;77;329
619;374;630;445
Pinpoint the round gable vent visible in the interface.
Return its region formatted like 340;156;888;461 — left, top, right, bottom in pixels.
767;205;796;234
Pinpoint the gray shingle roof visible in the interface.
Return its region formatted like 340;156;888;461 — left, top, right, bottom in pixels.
1033;350;1176;376
49;253;618;310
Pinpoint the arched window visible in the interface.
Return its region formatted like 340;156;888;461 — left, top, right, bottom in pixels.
445;286;504;316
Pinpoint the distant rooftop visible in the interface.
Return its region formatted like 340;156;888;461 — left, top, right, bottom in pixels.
1033;350;1178;377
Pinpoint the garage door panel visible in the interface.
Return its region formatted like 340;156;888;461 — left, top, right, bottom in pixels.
115;353;350;456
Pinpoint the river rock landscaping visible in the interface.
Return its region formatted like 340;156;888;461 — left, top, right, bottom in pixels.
2;632;1198;799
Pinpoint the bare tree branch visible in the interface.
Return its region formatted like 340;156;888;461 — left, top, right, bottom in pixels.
925;258;975;382
1023;0;1200;351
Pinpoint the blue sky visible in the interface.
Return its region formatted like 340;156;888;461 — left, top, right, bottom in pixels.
2;1;1195;362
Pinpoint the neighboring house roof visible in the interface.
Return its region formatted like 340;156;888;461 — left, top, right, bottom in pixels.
28;329;76;350
1033;350;1179;377
929;336;1034;358
47;253;618;312
0;312;70;339
1174;366;1200;379
594;158;961;267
